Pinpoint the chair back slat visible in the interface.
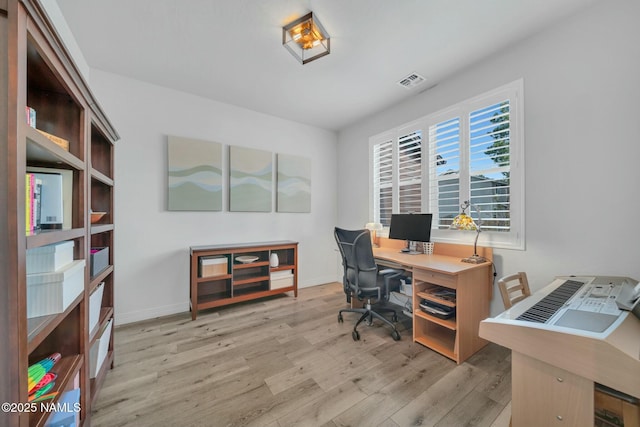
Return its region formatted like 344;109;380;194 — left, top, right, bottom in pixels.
498;272;532;309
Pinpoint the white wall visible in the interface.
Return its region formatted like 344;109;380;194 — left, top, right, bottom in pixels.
337;0;640;315
88;70;338;324
40;0;91;80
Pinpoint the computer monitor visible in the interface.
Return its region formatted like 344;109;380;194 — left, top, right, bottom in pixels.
388;213;433;253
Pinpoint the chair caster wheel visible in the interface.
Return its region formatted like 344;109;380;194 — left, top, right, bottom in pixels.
338;314;343;323
352;330;360;341
391;330;401;341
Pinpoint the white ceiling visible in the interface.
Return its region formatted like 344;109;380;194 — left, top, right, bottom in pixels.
55;0;598;131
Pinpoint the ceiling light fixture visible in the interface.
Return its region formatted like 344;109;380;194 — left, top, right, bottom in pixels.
282;12;330;65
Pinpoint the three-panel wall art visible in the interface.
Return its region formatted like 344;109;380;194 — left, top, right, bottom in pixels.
167;135;311;213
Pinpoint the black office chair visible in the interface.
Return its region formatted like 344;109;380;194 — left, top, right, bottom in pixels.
334;227;404;341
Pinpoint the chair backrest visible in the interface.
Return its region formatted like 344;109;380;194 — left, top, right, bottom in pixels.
334;227;378;290
498;272;532;309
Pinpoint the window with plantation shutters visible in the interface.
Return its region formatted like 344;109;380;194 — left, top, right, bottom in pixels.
369;79;524;250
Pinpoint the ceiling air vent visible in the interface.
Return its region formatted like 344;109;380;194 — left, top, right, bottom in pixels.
397;73;426;89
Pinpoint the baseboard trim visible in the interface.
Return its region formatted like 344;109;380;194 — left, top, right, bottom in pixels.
116;278;338;325
117;302;187;325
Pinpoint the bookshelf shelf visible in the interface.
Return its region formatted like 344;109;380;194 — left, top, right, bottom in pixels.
1;1;120;425
29;355;83;427
89;265;114;292
25;125;85;171
89;350;114;407
26;228;85;249
90;168;113;187
90;224;115;235
26;293;84;353
89;307;114;345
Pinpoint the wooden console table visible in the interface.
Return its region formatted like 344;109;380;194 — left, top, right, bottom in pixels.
374;239;493;364
189;241;298;320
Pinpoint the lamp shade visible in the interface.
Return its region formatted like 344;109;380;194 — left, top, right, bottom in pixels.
365;222;383;232
449;201;487;264
449;212;478;231
282;12;330;64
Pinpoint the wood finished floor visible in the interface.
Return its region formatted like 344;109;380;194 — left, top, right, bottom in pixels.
91;282;512;427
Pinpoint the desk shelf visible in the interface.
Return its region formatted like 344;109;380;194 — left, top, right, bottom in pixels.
412;266;490;364
414;309;457;330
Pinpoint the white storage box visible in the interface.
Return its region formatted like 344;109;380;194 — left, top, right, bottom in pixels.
199;256;228;278
26;240;74;274
26;259;85;318
89;282;105;336
271;270;294;290
90;318;113;378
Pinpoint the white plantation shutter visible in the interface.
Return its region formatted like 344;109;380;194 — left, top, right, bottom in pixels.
398;130;422;214
373;138;393;227
428;117;461;229
469;101;511;231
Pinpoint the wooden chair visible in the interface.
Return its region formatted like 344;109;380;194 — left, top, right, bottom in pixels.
499;272;532;427
498;272;531;309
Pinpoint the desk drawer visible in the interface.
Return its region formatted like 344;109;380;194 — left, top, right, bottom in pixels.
414;269;457;288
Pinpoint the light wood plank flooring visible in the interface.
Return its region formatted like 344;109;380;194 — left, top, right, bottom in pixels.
91;282;511;427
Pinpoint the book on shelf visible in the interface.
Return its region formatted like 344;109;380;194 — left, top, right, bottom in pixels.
25;106;36;128
25;173;43;233
27;167;72;229
36;129;70;151
25;172;63;230
25;174;32;233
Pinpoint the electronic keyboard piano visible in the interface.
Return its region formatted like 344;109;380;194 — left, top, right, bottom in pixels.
480;275;640;426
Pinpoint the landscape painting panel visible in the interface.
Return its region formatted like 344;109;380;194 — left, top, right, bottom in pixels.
229;146;272;212
168;135;222;211
277;154;311;213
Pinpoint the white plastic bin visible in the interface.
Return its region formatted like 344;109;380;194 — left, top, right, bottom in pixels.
26;259;85;318
89;282;105;336
270;270;294;290
90;318;113;378
26;240;74;274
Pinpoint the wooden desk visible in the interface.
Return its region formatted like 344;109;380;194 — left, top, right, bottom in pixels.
374;241;493;364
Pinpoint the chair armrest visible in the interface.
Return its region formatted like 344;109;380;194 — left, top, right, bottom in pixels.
379;268;404;277
378;268;405;300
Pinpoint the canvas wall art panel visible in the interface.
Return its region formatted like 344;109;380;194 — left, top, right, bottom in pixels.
229;146;272;212
277;154;311;213
167;135;222;211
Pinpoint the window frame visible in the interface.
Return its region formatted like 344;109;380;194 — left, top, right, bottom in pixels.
369;79;525;250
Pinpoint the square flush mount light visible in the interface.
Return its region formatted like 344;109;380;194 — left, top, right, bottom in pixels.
282;12;330;65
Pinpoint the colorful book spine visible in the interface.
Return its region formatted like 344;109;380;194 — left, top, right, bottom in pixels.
33;177;42;231
25;173;43;234
25;106;36;128
25;174;33;233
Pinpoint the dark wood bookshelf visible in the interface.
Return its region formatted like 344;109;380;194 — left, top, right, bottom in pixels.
1;1;119;425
